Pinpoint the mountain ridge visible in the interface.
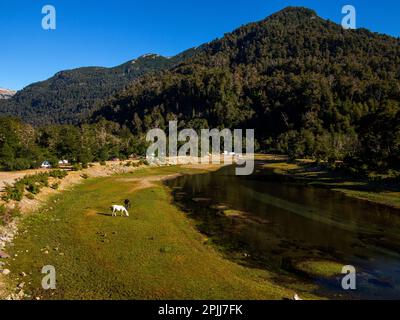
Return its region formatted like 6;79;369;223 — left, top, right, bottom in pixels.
0;88;16;99
91;6;399;170
0;47;199;125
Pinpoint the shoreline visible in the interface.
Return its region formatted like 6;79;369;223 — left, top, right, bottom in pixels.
0;161;231;299
1;155;398;299
0;163;311;300
256;155;400;210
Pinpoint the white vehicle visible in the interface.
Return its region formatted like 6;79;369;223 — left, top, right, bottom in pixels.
41;161;52;169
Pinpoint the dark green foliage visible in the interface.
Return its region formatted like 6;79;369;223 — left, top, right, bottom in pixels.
0;7;399;173
72;163;83;171
2;183;24;201
0;117;44;171
92;7;400;172
0;50;198;126
1;171;69;201
0;117;147;171
49;169;68;179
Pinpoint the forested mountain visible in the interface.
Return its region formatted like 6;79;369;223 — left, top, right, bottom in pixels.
93;7;400;171
0;49;197;125
0;7;399;172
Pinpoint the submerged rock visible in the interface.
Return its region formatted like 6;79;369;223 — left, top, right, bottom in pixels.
210;204;229;210
192;197;211;202
288;259;343;279
223;209;246;217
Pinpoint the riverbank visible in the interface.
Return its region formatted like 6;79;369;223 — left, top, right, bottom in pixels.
0;164;319;300
256;155;400;210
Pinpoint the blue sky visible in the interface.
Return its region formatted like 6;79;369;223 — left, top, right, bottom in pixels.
1;0;399;90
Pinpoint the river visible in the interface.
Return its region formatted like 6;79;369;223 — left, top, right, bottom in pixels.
166;163;400;299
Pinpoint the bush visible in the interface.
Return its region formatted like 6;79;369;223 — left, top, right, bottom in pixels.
26;193;35;200
72;163;83;171
81;173;89;179
50;182;60;190
100;161;107;166
2;172;53;201
2;183;25;201
138;160;150;166
26;183;41;195
49;169;68;179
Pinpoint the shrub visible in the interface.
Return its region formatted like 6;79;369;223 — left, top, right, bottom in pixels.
138;160;150;166
26;183;41;195
2;183;24;201
81;173;89;179
72;163;83;171
51;182;60;190
26;193;35;200
100;161;107;166
2;172;53;201
49;169;68;179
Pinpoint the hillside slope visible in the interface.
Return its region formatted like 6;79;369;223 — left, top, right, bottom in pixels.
0;49;197;125
93;7;400;170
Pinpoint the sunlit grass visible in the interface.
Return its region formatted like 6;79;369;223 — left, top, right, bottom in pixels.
3;166;311;300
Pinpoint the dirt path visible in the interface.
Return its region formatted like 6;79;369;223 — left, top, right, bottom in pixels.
0;169;50;191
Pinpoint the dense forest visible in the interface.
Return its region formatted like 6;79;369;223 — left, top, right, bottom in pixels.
0;49;197;126
0;117;147;171
94;7;400;173
0;7;399;173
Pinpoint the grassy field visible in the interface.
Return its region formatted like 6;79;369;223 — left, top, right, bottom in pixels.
2;165;316;300
258;155;400;209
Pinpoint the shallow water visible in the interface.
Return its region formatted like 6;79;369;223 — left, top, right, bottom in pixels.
166;164;400;299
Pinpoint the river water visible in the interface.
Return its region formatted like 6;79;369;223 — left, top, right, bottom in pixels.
166;163;400;299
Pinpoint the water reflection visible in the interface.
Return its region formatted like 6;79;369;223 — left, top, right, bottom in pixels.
166;164;400;299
